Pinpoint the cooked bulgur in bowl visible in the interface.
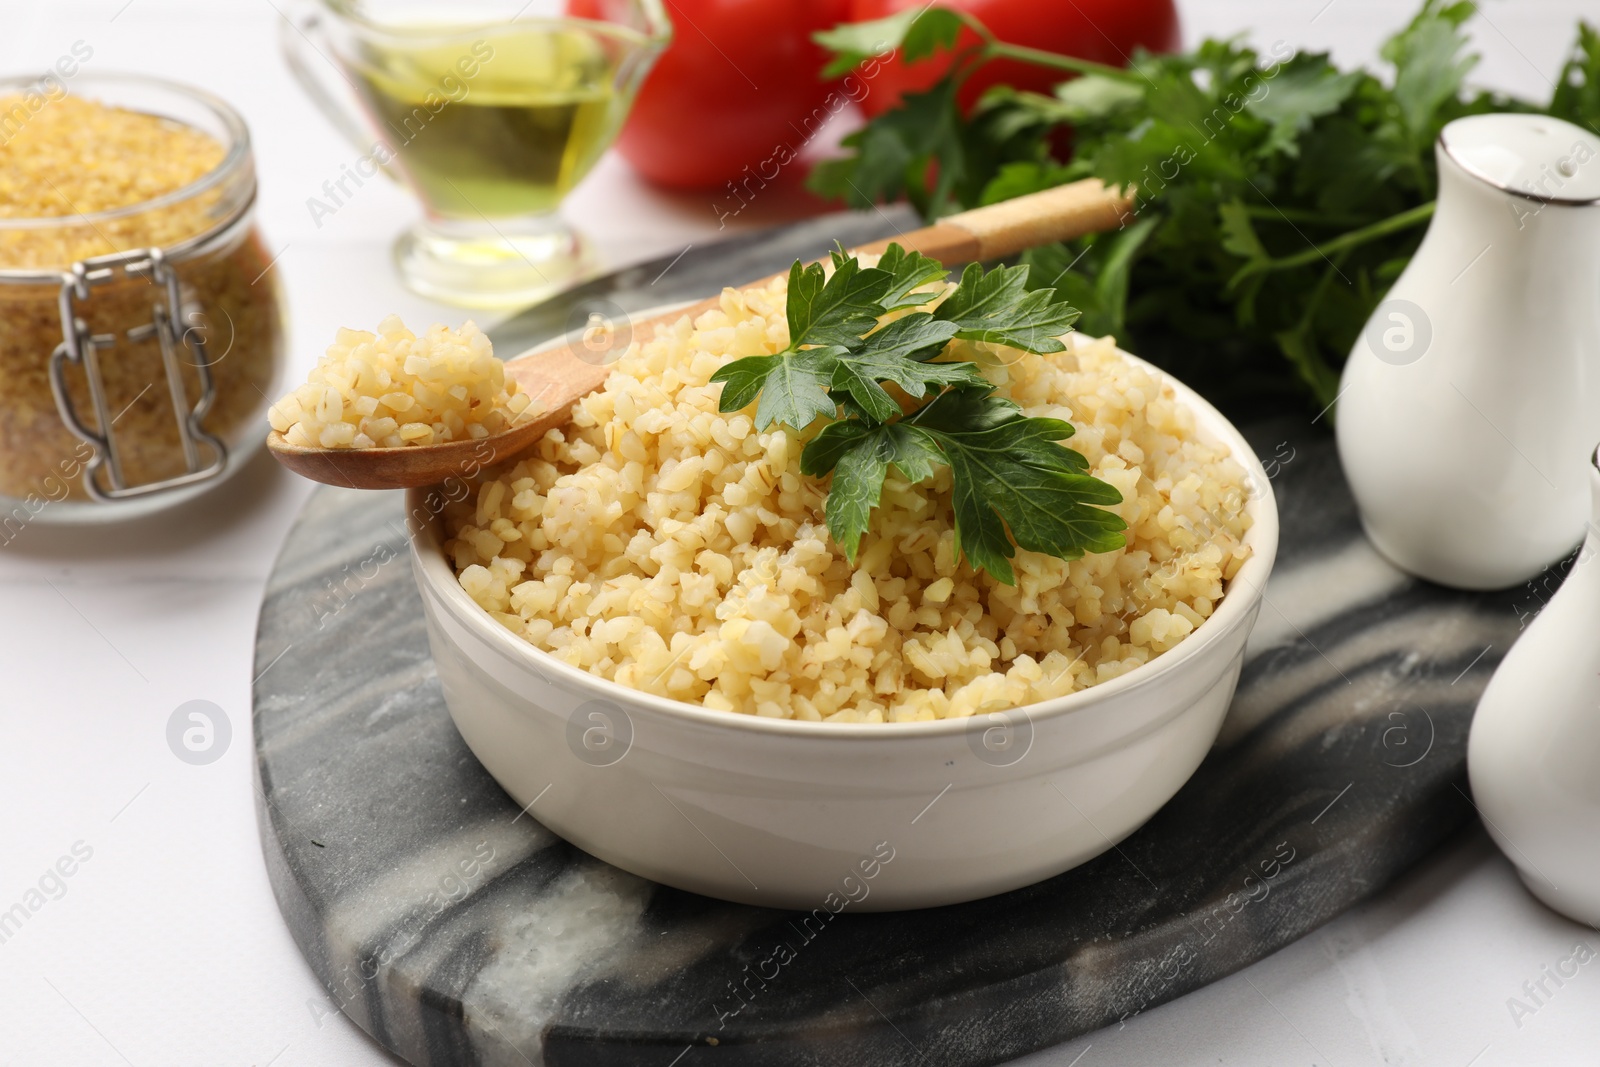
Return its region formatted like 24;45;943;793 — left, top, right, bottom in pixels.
436;270;1256;724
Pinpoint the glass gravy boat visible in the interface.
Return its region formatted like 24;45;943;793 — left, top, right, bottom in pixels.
282;0;670;308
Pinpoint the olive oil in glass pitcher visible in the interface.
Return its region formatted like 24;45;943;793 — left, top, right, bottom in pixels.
282;0;671;308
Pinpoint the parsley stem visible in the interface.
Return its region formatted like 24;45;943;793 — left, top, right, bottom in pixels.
983;40;1147;83
1276;253;1349;408
948;9;1143;84
1240;201;1436;277
1240;204;1374;227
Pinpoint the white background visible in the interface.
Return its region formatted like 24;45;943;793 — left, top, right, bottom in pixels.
1;1;1597;1064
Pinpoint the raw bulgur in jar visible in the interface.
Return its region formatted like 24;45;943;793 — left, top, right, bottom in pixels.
0;75;285;520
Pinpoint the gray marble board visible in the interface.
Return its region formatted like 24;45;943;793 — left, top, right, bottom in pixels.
253;213;1540;1067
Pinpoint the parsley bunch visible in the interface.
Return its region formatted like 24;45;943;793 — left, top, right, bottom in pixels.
811;2;1600;418
709;246;1127;585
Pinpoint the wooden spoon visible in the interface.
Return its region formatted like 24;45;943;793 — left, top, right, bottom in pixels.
268;179;1134;490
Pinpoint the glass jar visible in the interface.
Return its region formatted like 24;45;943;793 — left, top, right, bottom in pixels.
0;73;287;525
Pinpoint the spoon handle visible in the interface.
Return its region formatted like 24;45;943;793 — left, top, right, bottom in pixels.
857;178;1135;264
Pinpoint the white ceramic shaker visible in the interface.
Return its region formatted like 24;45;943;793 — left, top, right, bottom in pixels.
1336;113;1600;590
1469;447;1600;925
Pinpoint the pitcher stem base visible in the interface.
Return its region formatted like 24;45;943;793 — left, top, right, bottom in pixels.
393;216;596;310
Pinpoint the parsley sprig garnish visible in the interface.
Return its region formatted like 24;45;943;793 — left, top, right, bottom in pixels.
709;246;1127;584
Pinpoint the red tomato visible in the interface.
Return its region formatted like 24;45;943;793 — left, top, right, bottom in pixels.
850;0;1181;117
571;0;852;189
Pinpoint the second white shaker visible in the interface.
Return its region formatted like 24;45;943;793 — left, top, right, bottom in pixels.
1336;113;1600;590
1468;446;1600;926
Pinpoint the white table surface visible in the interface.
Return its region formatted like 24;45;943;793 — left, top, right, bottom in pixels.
2;2;1597;1064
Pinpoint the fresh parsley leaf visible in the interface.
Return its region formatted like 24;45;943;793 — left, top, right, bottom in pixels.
979;160;1075;206
1246;56;1363;157
810;75;1054;219
802;421;947;559
875;244;951;308
1217;200;1269;266
787;258;894;348
813;8;966;80
810;116;916;207
751;346;842;431
1217;203;1272;320
711;346;843;431
1382;1;1479;145
798;418;874;477
909;386;1021;430
831;343;988;423
1020;232;1162;344
715;252;977;429
1550;21;1600;126
1294;114;1416;215
822;431;894;559
935;262;1082;352
816;77;968;217
909;390;1126;583
711;248;1123;582
709;354;781;412
861;312;962;362
803;419;947;483
899;7;967;63
826;363;904;424
830;391;876;423
1053;74;1146;121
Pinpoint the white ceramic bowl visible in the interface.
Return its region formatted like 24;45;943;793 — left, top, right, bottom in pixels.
407;338;1279;911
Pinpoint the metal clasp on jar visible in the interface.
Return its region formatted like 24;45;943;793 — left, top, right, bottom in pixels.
47;246;228;501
